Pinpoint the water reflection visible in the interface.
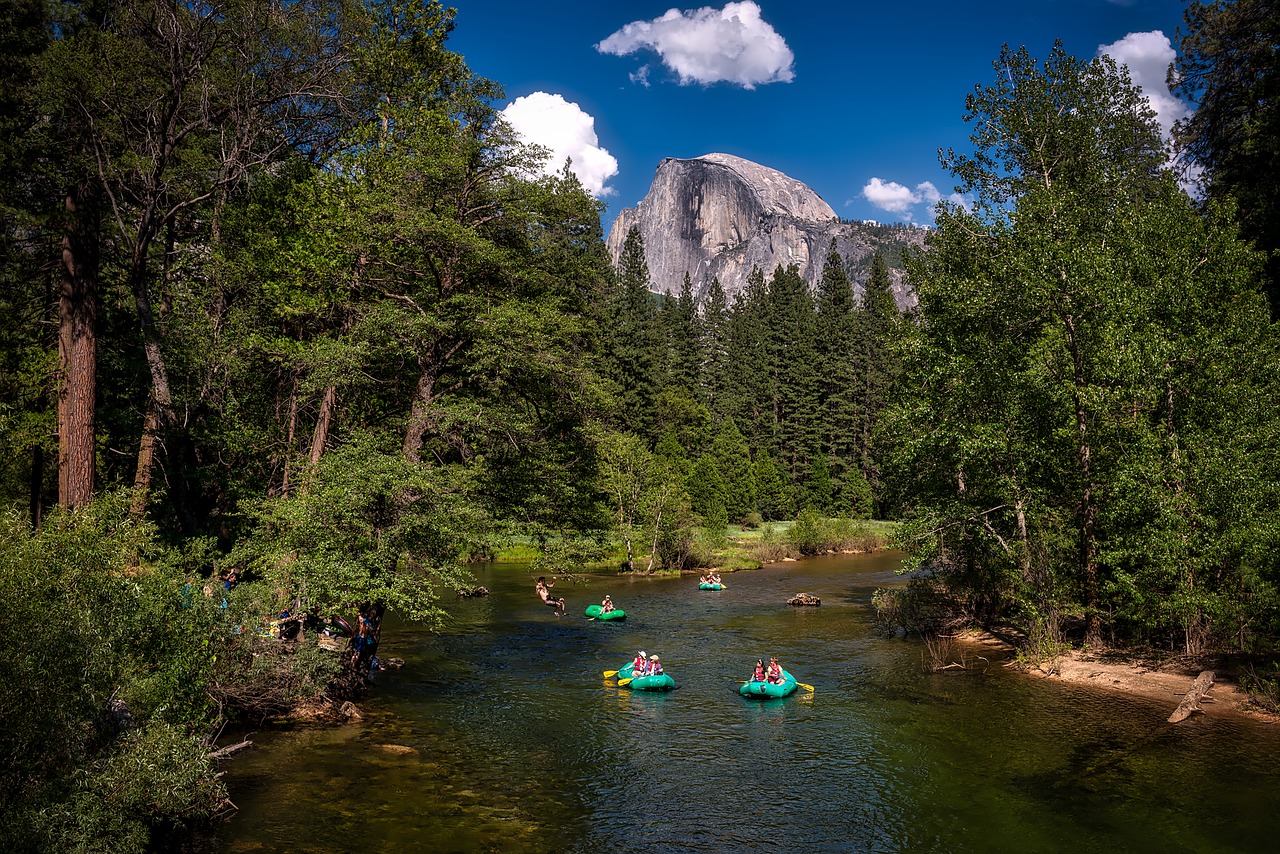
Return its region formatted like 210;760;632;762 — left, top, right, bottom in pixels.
212;552;1280;853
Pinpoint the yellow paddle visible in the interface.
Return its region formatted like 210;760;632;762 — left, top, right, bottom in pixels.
617;677;633;686
603;669;620;678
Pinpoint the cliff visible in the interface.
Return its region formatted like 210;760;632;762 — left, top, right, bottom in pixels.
605;153;922;308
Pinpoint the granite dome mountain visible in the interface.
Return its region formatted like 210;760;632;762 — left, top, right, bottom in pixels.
605;153;924;308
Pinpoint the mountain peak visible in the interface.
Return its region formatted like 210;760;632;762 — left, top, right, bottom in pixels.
605;154;920;308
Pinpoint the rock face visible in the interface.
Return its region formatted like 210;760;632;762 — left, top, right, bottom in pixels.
605;153;922;308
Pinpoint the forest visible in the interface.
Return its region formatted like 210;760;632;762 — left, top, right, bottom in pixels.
1;0;1278;849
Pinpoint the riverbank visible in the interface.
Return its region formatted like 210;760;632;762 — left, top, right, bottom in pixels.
955;629;1275;723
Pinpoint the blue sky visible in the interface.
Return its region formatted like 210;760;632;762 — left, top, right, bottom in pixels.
448;1;1193;230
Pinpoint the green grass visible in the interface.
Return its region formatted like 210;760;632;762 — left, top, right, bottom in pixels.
488;519;900;573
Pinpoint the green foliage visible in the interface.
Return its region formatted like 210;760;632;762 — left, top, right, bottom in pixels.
885;42;1280;652
685;454;727;528
0;496;226;850
1173;0;1280;313
752;453;792;521
230;436;475;627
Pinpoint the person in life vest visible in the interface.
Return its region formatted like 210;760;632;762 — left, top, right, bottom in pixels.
601;594;615;613
631;650;647;677
646;654;663;676
751;659;766;682
708;571;722;585
767;656;784;684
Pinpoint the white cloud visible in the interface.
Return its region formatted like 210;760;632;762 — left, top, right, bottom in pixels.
1097;31;1190;144
862;178;949;217
500;92;619;198
596;1;794;89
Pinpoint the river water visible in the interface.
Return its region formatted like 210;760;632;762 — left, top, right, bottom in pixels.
212;551;1280;853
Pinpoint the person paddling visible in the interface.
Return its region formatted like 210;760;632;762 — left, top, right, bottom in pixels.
767;656;784;684
535;576;566;616
647;654;663;676
631;650;648;677
601;594;616;614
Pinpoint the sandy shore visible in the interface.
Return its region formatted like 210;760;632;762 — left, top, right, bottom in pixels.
954;629;1275;724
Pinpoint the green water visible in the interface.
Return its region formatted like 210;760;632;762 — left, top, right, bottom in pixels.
211;552;1280;853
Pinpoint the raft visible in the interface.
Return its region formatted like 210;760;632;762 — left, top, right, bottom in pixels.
614;662;674;692
585;604;627;621
698;582;723;591
740;670;798;699
628;671;675;691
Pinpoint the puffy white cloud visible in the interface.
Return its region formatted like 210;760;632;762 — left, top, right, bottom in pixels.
859;178;968;221
862;178;950;217
500;92;619;198
1097;31;1190;143
596;1;794;89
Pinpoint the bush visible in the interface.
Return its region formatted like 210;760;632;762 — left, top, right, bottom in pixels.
749;524;793;562
0;499;228;851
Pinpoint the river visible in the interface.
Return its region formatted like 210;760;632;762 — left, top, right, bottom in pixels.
211;551;1280;853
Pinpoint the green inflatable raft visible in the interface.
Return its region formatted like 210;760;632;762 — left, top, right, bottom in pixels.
698;582;723;591
615;662;674;692
740;670;798;698
585;604;627;621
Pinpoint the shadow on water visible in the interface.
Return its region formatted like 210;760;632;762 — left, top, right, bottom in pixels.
211;552;1280;853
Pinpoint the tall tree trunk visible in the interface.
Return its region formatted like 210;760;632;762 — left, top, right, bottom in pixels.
131;399;160;517
1063;312;1102;647
129;219;177;516
281;374;299;498
29;446;44;530
403;367;438;464
57;182;99;509
309;384;337;468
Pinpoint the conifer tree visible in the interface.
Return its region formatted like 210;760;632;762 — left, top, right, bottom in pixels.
698;276;731;415
752;452;792;521
604;227;661;435
855;252;901;508
724;269;770;448
765;265;820;483
814;240;861;509
685;453;727;527
664;273;701;392
710;418;757;520
803;452;835;514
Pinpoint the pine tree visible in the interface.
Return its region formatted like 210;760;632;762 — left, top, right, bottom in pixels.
803;452;835;514
710;418;757;521
765;264;820;484
604;227;661;435
685;453;727;526
698;276;731;415
752;452;792;521
813;240;861;510
665;273;701;392
855;252;901;509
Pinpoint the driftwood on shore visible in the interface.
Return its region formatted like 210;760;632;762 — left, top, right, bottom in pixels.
1168;670;1215;723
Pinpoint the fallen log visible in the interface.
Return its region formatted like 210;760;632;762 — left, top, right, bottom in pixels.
1168;670;1215;723
787;593;821;607
208;739;252;760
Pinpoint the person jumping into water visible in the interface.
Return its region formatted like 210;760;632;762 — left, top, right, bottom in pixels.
535;577;566;616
